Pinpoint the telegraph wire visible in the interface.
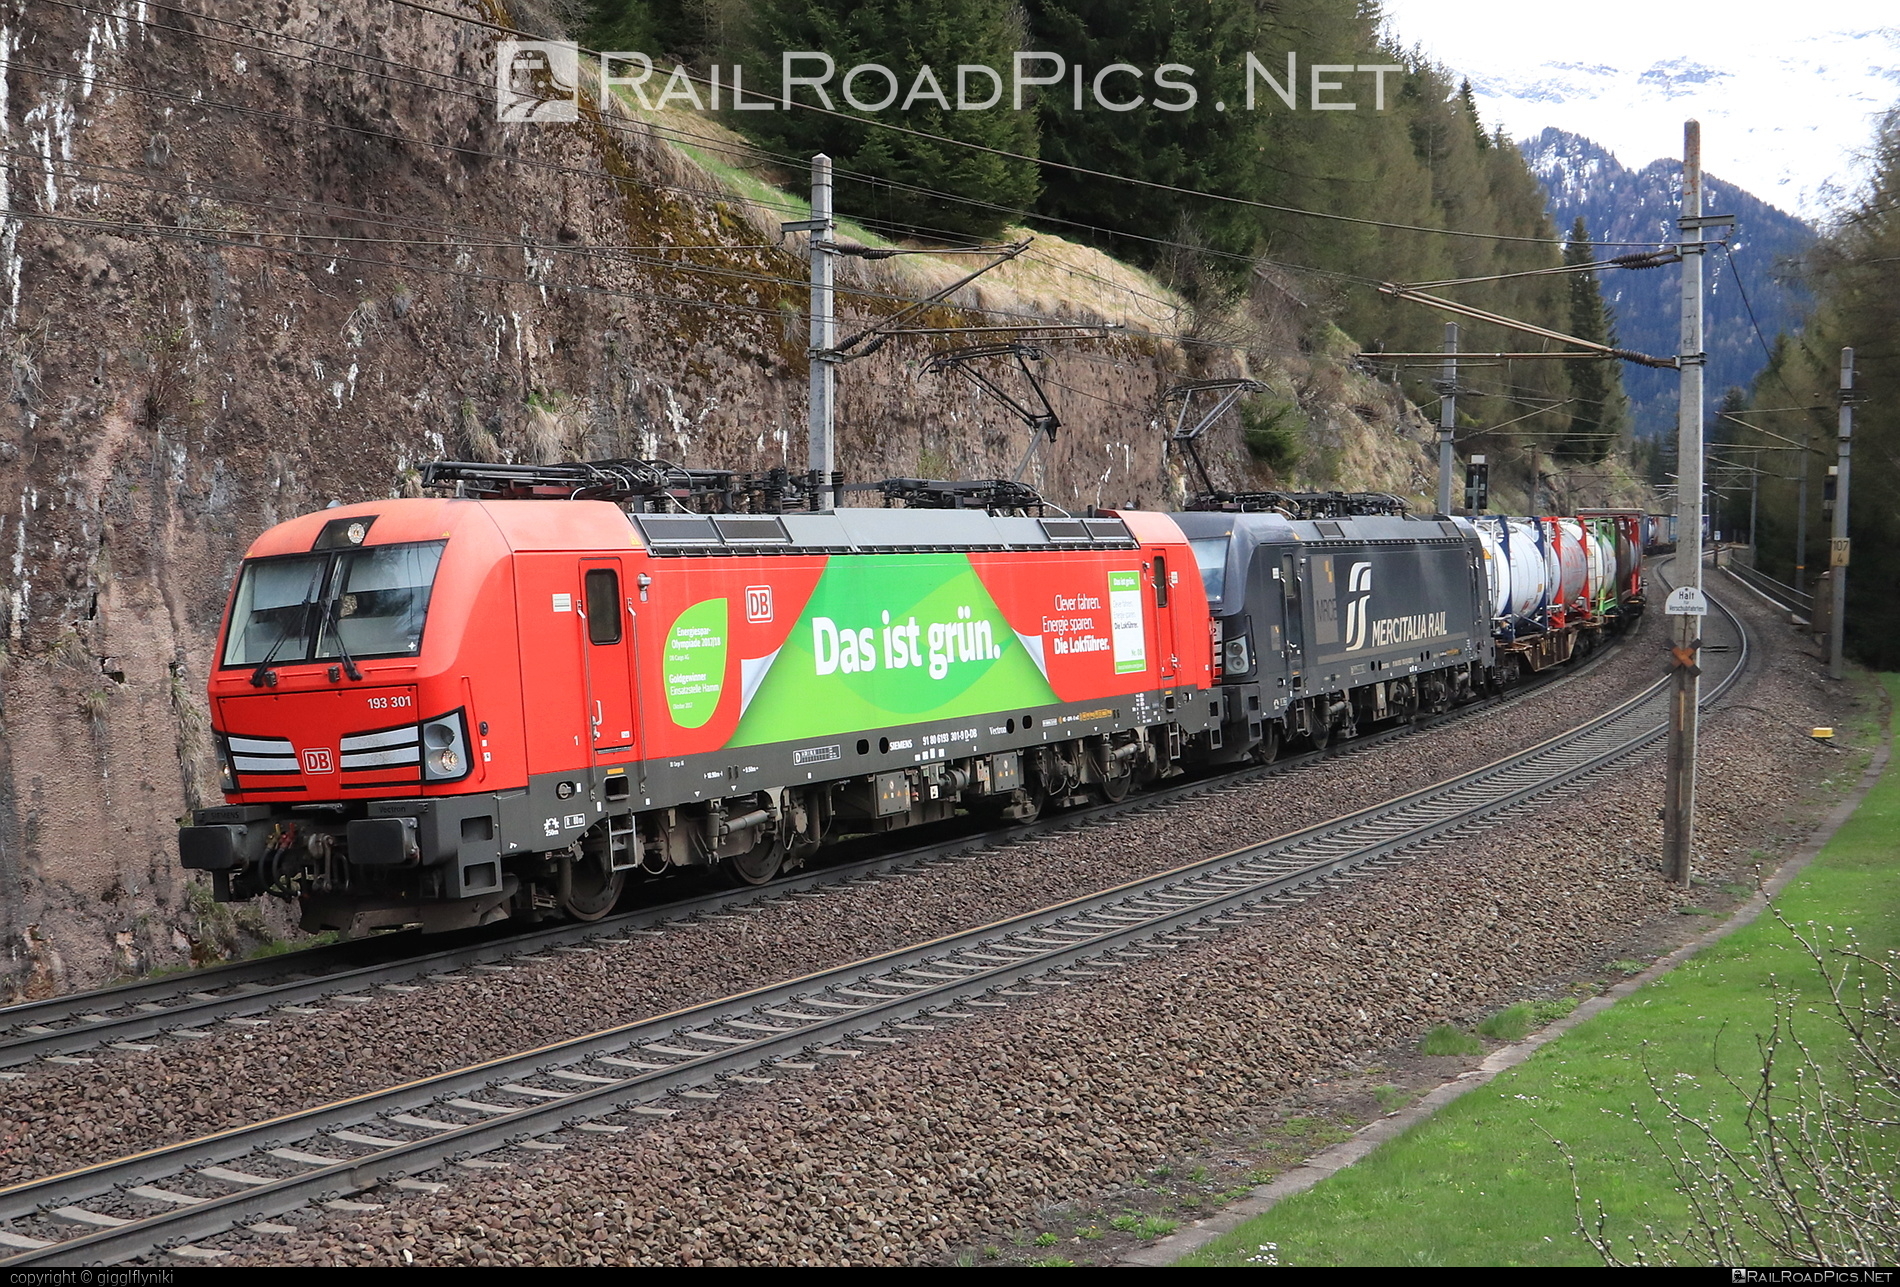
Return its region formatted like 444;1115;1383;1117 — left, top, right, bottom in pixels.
29;0;1394;295
376;0;1674;249
11;4;1641;411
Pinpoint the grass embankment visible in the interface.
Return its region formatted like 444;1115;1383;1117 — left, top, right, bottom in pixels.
1185;676;1898;1267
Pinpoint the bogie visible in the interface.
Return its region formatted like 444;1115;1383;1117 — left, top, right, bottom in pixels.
179;481;1640;936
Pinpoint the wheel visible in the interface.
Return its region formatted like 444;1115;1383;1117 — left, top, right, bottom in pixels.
1096;771;1134;803
1014;784;1047;823
1308;716;1333;752
560;850;626;922
1250;723;1282;765
719;834;785;887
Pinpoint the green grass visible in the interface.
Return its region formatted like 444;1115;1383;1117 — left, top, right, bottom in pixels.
1476;999;1578;1043
1418;1024;1482;1056
1184;674;1897;1267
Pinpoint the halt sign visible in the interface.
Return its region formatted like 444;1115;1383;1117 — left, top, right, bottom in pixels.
1664;585;1709;616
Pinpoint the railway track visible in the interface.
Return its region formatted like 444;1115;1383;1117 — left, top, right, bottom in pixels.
0;611;1640;1072
0;577;1736;1265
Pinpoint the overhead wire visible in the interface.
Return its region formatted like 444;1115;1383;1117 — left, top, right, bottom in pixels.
4;65;1264;354
377;0;1676;249
0;207;812;323
21;0;1542;358
15;0;1676;442
30;0;1460;286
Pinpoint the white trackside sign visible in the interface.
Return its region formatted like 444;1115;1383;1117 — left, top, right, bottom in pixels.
1664;585;1708;616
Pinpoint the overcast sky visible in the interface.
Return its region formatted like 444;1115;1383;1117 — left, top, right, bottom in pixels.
1376;0;1899;222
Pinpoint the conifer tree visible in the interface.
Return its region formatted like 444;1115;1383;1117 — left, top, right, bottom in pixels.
1019;0;1274;265
728;0;1041;238
1749;104;1900;665
1558;217;1628;462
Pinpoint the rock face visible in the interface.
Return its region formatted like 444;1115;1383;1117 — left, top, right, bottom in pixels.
0;1;1441;994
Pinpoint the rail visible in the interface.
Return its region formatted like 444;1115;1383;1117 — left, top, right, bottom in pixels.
0;620;1635;1068
0;586;1742;1267
1721;556;1813;621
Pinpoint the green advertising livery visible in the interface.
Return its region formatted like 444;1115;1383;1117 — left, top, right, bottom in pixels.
723;554;1059;747
662;597;728;729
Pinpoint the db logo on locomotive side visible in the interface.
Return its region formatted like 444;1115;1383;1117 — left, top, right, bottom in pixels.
301;747;335;774
745;586;773;623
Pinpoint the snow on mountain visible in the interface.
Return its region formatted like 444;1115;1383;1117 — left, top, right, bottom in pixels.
1525;128;1817;438
1377;1;1897;221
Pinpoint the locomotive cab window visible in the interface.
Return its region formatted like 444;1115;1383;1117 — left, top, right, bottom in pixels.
1152;554;1169;607
221;540;445;668
584;568;622;645
1188;538;1228;603
317;543;443;660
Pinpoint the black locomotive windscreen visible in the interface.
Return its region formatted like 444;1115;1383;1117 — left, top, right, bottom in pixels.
220;541;446;667
1188;537;1230;604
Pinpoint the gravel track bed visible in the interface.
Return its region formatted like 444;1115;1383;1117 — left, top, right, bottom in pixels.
0;619;1670;1186
193;589;1861;1266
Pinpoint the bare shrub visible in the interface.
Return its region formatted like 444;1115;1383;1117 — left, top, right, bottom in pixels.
1562;909;1900;1265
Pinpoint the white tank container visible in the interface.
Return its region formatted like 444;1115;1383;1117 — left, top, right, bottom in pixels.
1506;518;1550;623
1458;518;1510;619
1475;517;1549;625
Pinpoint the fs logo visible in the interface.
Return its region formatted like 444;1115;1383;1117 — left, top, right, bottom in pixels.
1342;561;1374;652
497;40;579;122
745;585;773;623
301;747;334;775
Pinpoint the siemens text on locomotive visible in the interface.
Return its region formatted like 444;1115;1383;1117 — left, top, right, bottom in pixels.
178;464;1643;937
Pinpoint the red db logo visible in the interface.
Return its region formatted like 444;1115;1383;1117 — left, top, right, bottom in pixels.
301;747;334;774
745;586;773;623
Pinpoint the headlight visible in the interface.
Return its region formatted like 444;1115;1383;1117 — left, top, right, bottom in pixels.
421;710;472;783
1223;634;1251;676
217;742;239;794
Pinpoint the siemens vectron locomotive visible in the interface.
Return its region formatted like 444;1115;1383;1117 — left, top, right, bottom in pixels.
178;463;1641;937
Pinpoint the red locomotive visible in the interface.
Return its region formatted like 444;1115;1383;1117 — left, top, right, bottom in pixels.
180;465;1218;935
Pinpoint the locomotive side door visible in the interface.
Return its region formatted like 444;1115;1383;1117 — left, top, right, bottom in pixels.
1151;552;1176;683
1280;553;1305;689
579;558;638;757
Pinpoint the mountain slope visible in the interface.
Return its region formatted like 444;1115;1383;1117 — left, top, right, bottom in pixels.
1526;128;1816;436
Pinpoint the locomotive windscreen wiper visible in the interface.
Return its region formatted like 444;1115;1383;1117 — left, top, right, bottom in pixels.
248;564;326;687
247;626;292;687
321;595;364;681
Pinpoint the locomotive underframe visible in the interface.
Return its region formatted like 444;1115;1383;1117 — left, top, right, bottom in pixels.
183;688;1215;936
